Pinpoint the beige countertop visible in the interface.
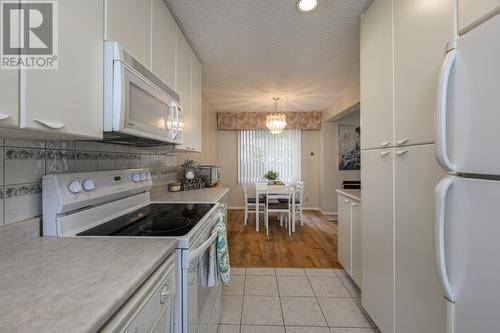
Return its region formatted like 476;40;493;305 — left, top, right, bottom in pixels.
0;219;177;333
336;189;361;202
151;185;230;203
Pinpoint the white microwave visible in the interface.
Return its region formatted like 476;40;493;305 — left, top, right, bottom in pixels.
103;41;183;146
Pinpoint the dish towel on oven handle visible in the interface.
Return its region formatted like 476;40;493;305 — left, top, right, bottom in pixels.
207;213;230;287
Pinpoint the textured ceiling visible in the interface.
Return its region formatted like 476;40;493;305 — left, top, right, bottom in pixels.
165;0;373;112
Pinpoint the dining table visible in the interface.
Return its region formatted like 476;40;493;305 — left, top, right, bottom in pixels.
255;183;296;233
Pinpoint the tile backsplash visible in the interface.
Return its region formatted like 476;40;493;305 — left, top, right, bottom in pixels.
0;138;178;225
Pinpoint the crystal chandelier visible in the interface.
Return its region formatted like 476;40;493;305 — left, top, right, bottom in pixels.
266;97;287;135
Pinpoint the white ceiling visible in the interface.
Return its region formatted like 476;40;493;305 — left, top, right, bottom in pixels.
165;0;372;112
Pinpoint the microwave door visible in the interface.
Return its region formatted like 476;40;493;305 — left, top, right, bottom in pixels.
122;65;171;140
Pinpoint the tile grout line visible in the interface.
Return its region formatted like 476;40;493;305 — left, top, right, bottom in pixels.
239;270;246;332
305;269;331;330
274;267;286;332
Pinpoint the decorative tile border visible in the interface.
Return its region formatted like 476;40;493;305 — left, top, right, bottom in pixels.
5;183;42;198
6;148;46;160
46;150;77;160
76;151;99;160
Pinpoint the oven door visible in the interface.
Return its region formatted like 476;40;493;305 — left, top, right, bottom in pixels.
113;60;182;144
185;212;223;333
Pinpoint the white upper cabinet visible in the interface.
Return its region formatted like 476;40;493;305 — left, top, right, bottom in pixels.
152;0;177;90
360;0;394;150
0;69;19;128
190;54;202;152
458;0;500;34
393;0;456;146
337;194;352;275
394;144;446;333
20;0;103;139
176;29;193;151
105;0;152;68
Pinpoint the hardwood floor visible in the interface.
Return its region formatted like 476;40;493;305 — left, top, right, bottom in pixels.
227;209;341;268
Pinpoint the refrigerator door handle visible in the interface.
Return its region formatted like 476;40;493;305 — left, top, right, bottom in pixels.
434;176;455;303
435;44;457;172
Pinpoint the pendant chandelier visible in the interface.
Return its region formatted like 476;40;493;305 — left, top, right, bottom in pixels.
266;97;287;135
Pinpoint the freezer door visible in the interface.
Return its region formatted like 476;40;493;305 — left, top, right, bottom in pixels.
438;13;500;175
436;176;500;333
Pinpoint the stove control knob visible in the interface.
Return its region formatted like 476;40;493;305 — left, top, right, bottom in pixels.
132;173;141;183
140;173;147;182
68;180;82;194
82;179;95;192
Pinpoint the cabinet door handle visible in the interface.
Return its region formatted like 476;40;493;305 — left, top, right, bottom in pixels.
380;141;391;147
34;119;64;129
379;151;391;157
396;138;409;145
396;150;409;156
344;199;350;203
0;113;11;120
436;42;457;172
159;284;169;304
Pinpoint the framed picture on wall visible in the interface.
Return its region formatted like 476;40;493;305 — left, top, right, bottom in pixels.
339;125;360;170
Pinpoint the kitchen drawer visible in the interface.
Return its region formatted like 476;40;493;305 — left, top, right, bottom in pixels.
124;263;175;333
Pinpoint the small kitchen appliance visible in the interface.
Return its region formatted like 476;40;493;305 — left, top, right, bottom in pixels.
198;165;221;187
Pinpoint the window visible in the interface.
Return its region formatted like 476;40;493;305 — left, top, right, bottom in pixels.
238;130;301;184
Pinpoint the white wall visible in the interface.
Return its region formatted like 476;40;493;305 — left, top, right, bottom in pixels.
319;110;361;216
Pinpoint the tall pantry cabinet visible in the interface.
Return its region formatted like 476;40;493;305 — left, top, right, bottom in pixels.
360;0;454;332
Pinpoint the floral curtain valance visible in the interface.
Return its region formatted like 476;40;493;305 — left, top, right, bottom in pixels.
217;112;322;131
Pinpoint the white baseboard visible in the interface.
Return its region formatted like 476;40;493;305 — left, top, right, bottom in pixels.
227;206;338;220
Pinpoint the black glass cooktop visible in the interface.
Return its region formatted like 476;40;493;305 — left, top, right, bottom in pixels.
77;203;215;237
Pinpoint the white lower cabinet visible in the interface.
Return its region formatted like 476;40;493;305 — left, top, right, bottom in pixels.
350;200;362;287
338;193;362;288
361;148;394;333
338;194;352;275
361;145;446;333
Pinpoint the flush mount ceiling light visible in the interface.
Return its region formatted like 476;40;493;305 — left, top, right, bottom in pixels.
266;97;287;135
297;0;318;12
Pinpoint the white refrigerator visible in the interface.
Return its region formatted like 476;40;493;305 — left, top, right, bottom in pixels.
435;11;500;333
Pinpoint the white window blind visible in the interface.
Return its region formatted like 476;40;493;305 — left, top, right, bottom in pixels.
238;130;302;184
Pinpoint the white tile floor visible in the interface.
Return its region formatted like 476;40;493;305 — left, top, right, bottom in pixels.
219;268;379;333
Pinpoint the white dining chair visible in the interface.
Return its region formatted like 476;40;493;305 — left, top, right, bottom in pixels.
295;181;304;226
243;184;265;226
265;188;293;236
279;181;304;228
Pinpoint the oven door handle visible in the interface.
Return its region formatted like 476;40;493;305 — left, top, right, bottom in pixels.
189;232;218;263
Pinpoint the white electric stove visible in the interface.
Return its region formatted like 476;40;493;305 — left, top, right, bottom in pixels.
42;169;224;333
